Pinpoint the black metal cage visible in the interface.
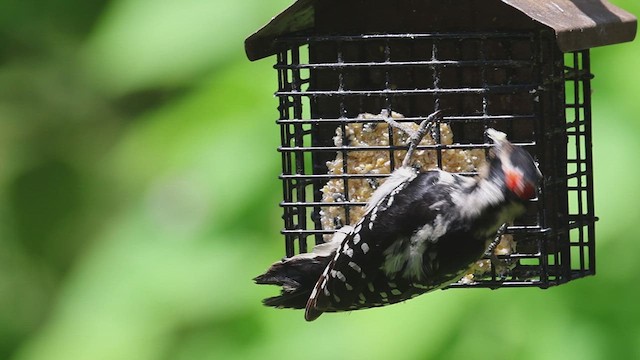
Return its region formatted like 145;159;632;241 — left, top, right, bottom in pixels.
275;31;594;288
246;0;636;290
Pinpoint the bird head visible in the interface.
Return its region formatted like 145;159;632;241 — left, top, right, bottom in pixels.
486;129;542;200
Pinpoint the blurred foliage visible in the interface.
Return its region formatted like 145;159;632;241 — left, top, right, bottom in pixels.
0;0;638;359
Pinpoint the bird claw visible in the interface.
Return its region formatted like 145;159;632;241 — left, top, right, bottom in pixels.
382;110;444;167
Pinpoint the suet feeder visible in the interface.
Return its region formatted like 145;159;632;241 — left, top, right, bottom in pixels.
245;0;636;289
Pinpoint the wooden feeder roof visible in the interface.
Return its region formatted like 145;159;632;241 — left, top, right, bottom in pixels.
245;0;637;61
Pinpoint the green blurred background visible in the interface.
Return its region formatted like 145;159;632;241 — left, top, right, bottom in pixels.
0;1;638;359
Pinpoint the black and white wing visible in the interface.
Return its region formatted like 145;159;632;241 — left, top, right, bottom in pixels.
305;167;459;320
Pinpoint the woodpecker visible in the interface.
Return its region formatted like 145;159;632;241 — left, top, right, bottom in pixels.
255;114;542;321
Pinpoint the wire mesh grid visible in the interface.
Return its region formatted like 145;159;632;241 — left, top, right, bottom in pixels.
563;50;597;279
274;31;595;288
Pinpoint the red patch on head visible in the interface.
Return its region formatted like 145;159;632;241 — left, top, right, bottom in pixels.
506;170;536;200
